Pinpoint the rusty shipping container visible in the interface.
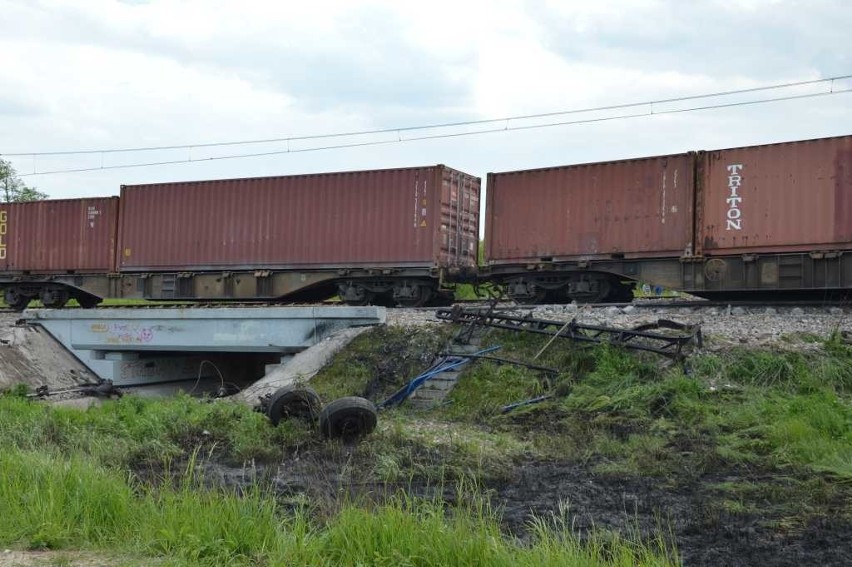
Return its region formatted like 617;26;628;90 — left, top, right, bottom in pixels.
697;135;852;255
485;153;695;264
0;197;119;273
118;165;480;271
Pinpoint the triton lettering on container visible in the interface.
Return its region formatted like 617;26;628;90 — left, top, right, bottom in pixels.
0;197;119;309
484;153;695;303
685;134;852;296
117;165;480;306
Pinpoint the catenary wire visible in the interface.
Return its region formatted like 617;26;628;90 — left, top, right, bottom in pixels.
4;74;850;158
14;86;852;177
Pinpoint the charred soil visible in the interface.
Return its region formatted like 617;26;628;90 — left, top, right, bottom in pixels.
3;324;852;565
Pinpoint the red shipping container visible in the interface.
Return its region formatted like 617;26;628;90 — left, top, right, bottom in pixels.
698;135;852;255
485;153;695;263
0;197;119;273
118;165;480;271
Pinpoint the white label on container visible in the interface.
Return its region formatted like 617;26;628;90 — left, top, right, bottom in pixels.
726;164;743;231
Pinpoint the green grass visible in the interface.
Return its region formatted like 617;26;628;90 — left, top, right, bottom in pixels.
2;297;186;309
0;446;679;566
0;393;313;467
4;325;852;563
310;325;453;402
393;329;852;481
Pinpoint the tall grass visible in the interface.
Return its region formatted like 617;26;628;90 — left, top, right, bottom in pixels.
439;338;852;479
0;446;678;566
0;393;309;467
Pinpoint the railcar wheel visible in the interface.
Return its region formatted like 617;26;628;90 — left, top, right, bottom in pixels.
571;280;610;304
75;295;101;309
40;288;69;309
607;282;636;303
508;281;547;304
318;396;378;439
4;288;31;312
516;288;547;304
266;386;323;426
343;293;375;306
339;283;375;306
394;284;432;307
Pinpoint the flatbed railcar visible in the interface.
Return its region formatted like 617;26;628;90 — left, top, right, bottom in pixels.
483;134;852;303
0;165;481;310
2;134;851;310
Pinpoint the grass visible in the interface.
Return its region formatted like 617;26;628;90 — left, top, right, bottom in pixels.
0;393;313;468
307;325;852;482
0;446;679;566
2;297;186;309
5;324;848;483
4;324;852;563
309;325;453;402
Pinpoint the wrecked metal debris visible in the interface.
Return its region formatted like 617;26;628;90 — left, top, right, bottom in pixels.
379;345;501;409
440;353;559;376
500;394;555;414
28;379;123;399
436;306;702;360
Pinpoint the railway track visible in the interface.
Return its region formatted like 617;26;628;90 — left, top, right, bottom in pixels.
4;296;851;315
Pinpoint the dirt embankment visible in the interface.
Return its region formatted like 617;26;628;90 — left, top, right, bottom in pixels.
0;313;93;392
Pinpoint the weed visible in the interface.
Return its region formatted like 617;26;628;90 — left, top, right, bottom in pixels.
311;325;452;402
0;446;679;566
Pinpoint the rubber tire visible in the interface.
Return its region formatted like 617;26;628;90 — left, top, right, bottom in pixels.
318;396;378;440
266;386;323;426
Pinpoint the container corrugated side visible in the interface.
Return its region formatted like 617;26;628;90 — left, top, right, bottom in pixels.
118;166;480;271
698;135;852;255
485;153;695;263
0;197;118;273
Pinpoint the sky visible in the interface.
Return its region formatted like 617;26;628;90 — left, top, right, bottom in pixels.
1;0;851;211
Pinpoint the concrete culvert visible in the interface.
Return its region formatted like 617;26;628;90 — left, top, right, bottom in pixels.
266;386;323;426
319;396;378;440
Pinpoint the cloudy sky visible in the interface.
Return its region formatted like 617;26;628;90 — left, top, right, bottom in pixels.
1;0;850;203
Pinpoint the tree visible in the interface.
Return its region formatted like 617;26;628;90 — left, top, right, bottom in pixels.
0;158;48;202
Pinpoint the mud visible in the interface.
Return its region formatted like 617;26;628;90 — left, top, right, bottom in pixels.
154;451;851;567
494;462;851;567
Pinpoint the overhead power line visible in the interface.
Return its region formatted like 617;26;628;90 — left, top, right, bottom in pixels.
10;77;852;177
5;74;850;158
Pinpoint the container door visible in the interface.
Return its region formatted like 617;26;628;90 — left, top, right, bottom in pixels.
438;168;480;268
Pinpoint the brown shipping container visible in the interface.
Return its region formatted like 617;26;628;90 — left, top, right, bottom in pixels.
485;153;695;263
118;166;480;271
698;135;852;255
0;197;119;273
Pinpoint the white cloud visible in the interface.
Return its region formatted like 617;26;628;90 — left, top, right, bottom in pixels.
0;0;848;204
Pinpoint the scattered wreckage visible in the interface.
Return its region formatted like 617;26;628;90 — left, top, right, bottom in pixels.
15;303;703;440
260;304;703;435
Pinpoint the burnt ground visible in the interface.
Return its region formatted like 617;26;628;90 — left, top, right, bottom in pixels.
145;446;852;567
494;462;851;567
6;314;850;565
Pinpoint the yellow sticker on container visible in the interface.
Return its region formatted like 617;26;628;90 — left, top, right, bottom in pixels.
124;248;132;257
